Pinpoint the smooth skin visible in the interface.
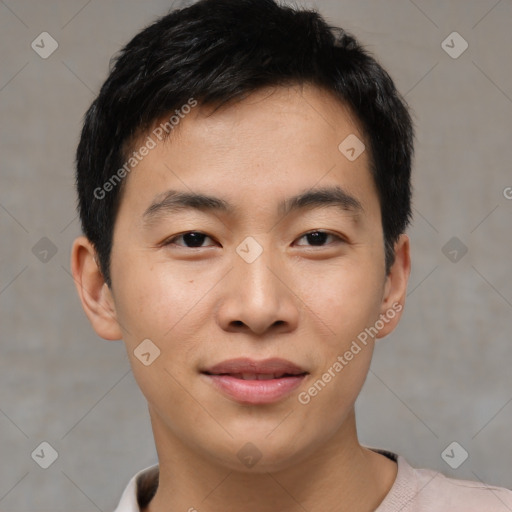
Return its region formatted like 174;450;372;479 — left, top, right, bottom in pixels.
71;84;410;512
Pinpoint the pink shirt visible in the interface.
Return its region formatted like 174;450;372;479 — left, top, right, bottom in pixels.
113;450;512;511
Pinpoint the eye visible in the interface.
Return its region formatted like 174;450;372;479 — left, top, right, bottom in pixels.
163;231;217;248
162;230;344;249
295;230;344;247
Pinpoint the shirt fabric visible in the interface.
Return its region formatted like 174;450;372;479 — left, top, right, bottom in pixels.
113;449;512;511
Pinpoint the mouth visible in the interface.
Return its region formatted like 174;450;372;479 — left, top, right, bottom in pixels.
201;358;308;404
203;372;306;380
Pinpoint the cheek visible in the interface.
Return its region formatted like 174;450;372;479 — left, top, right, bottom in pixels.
292;261;382;412
296;261;384;344
114;265;201;409
112;256;218;393
113;255;209;341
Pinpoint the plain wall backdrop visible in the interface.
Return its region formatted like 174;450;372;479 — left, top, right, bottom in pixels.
1;0;511;510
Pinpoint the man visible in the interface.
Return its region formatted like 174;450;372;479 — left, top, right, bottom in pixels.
70;0;512;510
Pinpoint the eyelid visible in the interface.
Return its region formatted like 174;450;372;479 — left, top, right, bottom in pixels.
294;229;347;246
162;229;347;249
162;231;217;248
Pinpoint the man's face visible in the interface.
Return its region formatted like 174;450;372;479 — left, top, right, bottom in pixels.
104;84;406;471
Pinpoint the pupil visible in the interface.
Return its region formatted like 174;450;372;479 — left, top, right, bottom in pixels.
183;232;205;247
307;232;327;245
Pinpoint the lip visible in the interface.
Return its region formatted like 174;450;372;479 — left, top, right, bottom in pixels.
203;357;307;375
201;357;308;405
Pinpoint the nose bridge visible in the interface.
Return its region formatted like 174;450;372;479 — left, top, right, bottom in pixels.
215;234;299;335
234;234;281;306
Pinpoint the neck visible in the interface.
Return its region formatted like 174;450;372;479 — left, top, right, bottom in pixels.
144;408;397;512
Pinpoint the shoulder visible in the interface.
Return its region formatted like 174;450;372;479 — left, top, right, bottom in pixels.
376;451;512;512
411;465;512;511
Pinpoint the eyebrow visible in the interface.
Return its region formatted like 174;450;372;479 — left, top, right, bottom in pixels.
142;185;363;225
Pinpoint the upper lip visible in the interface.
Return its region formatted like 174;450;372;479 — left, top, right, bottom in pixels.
202;357;308;376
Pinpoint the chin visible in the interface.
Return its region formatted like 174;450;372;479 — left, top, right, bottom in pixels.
200;429;320;474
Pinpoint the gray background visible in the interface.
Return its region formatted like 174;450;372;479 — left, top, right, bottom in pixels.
1;0;511;510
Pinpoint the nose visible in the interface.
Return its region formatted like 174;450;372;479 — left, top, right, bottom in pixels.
215;242;300;336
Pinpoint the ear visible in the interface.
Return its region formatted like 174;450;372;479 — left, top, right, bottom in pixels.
70;235;123;341
376;234;411;339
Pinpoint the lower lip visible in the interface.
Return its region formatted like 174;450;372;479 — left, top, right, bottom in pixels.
203;373;307;404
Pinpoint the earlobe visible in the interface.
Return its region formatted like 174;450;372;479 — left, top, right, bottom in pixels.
376;234;411;339
70;236;123;341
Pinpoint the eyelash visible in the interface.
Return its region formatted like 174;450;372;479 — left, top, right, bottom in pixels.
161;230;346;249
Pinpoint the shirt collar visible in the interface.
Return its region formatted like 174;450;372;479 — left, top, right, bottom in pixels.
113;464;159;512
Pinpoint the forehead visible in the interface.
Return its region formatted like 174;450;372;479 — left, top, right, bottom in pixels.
117;84;379;224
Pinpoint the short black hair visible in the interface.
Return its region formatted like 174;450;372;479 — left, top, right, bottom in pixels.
75;0;414;288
